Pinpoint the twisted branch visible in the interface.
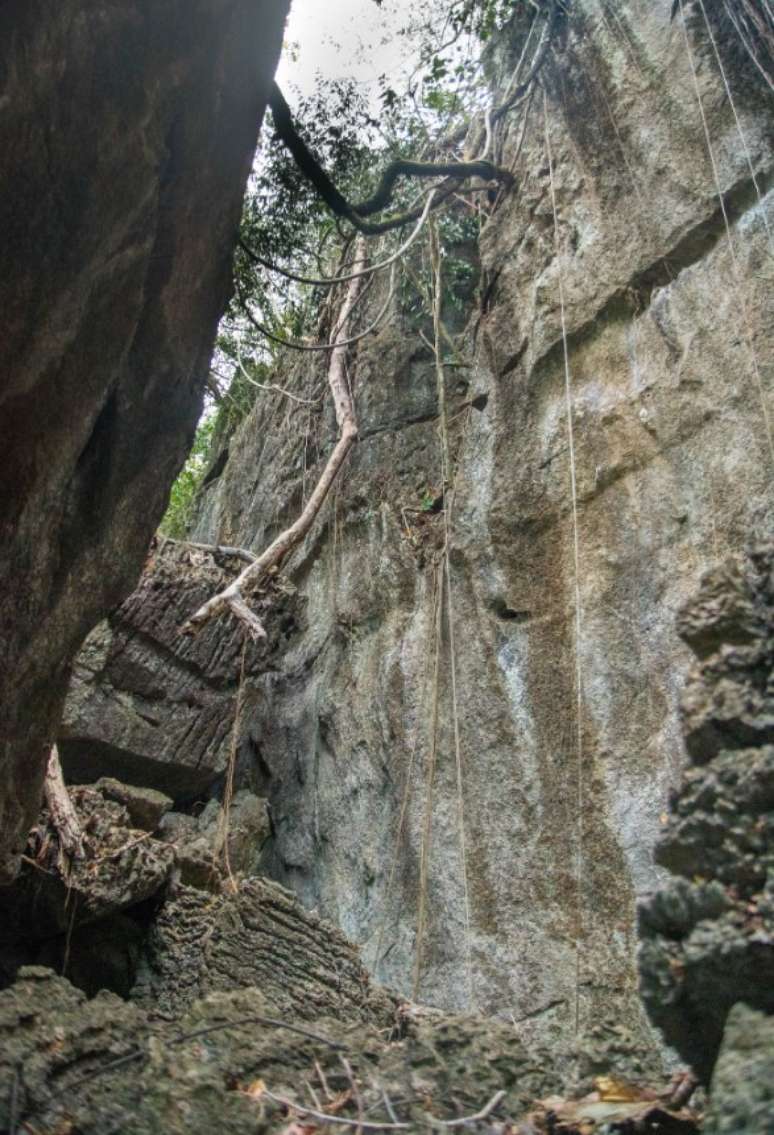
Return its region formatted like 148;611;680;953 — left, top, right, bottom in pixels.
267;82;512;236
181;238;370;637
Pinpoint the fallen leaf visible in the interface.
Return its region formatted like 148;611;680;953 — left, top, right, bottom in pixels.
595;1076;656;1103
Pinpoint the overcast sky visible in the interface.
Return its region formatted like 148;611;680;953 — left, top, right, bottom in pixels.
276;0;417;106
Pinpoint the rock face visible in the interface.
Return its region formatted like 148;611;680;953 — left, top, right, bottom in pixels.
0;0;288;880
638;543;774;1083
61;541;302;798
58;0;774;1063
182;0;773;1056
704;1003;774;1134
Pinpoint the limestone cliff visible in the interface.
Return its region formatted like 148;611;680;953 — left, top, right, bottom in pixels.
61;0;773;1065
0;0;289;881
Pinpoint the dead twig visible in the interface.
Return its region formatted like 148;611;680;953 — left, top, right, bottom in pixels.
183;541;257;564
264;1089;410;1131
171;1015;347;1052
439;1090;507;1127
340;1056;365;1133
43;745;84;874
665;1072;699;1111
88;831;155;865
60;1015;345;1098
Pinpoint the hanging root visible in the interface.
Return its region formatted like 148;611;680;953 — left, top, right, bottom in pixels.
181;238;369;638
544;89;586;1041
679;0;774;89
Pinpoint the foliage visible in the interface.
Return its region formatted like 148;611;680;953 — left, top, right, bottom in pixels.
161;0;554;539
159;415;217;538
375;0;556;121
232;79;381;326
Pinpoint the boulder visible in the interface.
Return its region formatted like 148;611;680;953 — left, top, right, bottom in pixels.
158;790;270;890
0;967;557;1135
704;1003;774;1134
95;778;173;832
132;878;398;1026
60;541;302;798
0;786;175;946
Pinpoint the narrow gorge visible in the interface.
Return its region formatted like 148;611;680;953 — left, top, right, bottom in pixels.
0;2;772;1132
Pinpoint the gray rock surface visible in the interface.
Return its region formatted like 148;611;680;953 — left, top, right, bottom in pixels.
0;0;288;881
183;0;773;1059
158;789;270;889
95;778;173;832
132;879;398;1026
704;1003;774;1134
52;0;774;1068
0;967;558;1135
61;541;303;797
639;544;774;1082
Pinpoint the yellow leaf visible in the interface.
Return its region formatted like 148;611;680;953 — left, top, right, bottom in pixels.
594;1076;645;1103
244;1078;266;1099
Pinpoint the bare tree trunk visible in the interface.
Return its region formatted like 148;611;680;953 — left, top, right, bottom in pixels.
181;236;369;638
43;744;84;872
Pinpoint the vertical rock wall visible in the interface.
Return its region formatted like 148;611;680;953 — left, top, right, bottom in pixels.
0;0;288;879
75;0;771;1061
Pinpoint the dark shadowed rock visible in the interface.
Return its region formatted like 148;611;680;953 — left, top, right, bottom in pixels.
0;781;269;991
158;789;270;890
0;786;175;945
0;0;288;881
639;543;774;1083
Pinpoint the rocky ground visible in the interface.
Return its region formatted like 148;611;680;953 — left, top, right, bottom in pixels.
0;765;696;1134
3;544;772;1132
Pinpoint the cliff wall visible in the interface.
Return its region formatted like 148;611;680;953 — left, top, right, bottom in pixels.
0;0;288;879
64;0;773;1062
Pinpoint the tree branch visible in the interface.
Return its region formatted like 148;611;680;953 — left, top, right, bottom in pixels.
267;82;512;235
181;238;370;637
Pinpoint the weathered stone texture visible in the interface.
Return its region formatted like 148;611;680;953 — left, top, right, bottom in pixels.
0;0;288;880
0;967;557;1135
61;541;302;797
638;544;774;1082
133;878;398;1026
704;1003;774;1134
0;785;176;947
177;0;773;1060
